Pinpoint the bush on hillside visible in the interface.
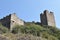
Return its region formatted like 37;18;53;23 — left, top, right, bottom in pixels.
0;23;9;34
12;23;60;40
12;24;44;36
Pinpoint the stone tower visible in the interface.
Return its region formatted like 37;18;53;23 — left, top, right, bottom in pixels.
0;13;24;31
40;10;56;27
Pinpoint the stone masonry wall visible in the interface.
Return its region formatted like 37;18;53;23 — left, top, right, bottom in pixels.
10;13;24;30
46;12;56;26
0;13;24;30
40;10;56;27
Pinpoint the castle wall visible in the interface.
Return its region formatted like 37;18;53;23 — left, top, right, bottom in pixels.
10;13;24;30
0;15;11;29
40;10;56;27
0;13;24;31
40;13;47;25
46;12;56;26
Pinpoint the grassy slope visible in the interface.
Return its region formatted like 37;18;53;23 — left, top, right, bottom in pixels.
0;22;60;40
26;22;60;40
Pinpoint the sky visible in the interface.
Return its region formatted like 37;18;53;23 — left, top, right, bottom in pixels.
0;0;60;28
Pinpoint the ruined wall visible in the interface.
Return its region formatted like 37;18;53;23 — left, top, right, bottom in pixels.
10;13;24;30
0;13;24;30
40;10;56;27
0;14;11;29
40;13;47;25
46;12;56;26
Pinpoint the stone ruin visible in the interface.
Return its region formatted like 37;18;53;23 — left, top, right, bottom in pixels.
0;13;24;31
40;10;56;27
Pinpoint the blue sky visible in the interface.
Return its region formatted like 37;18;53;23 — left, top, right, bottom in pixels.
0;0;60;28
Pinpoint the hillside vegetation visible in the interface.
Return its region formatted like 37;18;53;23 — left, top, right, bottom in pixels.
0;22;60;40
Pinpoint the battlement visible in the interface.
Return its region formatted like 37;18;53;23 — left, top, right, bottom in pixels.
44;10;49;14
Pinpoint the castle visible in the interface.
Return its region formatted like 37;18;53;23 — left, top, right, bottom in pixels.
40;10;56;27
0;13;24;31
0;10;56;31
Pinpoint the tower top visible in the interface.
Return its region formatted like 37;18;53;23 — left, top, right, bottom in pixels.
44;10;49;14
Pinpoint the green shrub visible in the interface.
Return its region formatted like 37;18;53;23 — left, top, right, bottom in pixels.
12;23;60;40
0;23;9;34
